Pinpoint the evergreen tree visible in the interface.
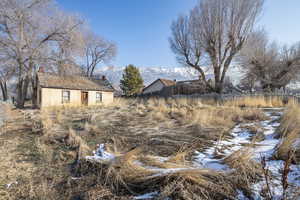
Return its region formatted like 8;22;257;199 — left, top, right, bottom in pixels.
120;65;144;96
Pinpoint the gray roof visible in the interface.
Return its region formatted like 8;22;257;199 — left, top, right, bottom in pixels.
37;72;114;92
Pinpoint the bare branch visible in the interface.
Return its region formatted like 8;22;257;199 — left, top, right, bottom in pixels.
170;0;264;93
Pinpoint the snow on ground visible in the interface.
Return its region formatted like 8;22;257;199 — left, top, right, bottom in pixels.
194;111;281;168
194;123;255;171
86;144;115;162
194;109;300;199
86;109;300;199
134;192;159;200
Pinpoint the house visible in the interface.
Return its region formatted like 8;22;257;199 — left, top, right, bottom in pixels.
36;72;114;108
141;78;212;97
142;78;176;95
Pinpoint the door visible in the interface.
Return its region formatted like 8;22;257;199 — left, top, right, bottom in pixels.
81;91;88;106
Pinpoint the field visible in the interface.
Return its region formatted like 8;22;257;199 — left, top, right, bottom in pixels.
0;96;300;200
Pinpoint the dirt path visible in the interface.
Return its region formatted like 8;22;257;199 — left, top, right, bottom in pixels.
0;103;6;130
0;105;38;200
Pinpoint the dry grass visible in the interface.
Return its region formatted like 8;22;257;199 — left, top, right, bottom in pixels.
3;96;292;199
224;96;291;108
276;103;300;162
142;97;267;129
66;128;91;159
80;145;237;200
224;148;262;197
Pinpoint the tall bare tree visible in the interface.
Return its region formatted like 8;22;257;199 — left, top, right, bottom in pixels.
170;0;264;93
0;0;82;108
240;30;300;92
47;19;86;76
81;31;116;77
0;59;15;101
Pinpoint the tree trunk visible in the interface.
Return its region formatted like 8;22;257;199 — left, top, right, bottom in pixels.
0;81;8;101
16;80;23;108
213;64;223;94
16;76;30;108
31;78;38;108
214;82;223;93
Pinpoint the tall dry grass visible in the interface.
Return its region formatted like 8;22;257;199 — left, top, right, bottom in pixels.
276;103;300;162
81;145;238;200
224;96;292;108
36;96;290;199
140;98;267;131
67;128;91;158
224;148;262;197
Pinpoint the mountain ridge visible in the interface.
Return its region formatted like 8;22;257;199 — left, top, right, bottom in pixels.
97;66;202;90
97;66;243;90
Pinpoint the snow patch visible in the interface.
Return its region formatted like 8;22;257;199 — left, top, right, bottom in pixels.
86;109;300;199
86;144;115;162
134;191;159;199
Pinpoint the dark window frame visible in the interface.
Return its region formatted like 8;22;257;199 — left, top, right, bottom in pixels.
62;90;70;103
96;92;102;103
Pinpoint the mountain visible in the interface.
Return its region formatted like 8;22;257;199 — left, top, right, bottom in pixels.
98;66;242;90
97;66;205;90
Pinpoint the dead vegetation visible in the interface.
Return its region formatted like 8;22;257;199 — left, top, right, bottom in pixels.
2;97;296;199
224;96;294;108
276;103;300;163
36;97;270;199
78;144;238;200
223;148;262;197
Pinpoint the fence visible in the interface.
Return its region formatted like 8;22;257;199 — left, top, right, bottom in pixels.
171;92;300;104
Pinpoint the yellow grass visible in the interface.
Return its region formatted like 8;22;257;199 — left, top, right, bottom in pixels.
224;96;286;108
276;103;300;161
224;148;261;179
141;98;267;131
85;146;236;199
35;96;291;199
67;128;91;158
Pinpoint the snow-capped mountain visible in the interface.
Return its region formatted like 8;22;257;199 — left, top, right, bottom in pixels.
97;66;242;90
97;66;200;90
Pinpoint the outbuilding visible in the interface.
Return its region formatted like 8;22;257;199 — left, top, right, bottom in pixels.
36;72;114;108
142;78;176;95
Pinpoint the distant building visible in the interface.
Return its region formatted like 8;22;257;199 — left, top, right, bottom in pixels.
142;79;176;95
141;78;211;97
36;72;114;108
171;79;209;95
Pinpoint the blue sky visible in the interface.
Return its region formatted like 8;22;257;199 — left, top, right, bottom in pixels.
57;0;300;68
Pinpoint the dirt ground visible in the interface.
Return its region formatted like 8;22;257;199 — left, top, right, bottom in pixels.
0;105;38;200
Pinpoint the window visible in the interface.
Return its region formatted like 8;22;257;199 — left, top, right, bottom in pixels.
62;90;70;103
96;92;102;103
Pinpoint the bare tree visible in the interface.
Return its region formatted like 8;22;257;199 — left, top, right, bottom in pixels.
46;19;86;76
240;30;300;92
0;0;83;108
170;0;264;93
0;60;15;101
275;44;300;91
81;31;116;77
169;15;212;90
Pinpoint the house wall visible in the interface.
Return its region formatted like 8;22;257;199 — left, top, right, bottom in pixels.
88;91;114;106
142;80;164;94
40;88;114;108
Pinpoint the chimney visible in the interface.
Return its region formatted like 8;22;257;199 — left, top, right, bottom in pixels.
102;75;106;80
38;66;45;73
